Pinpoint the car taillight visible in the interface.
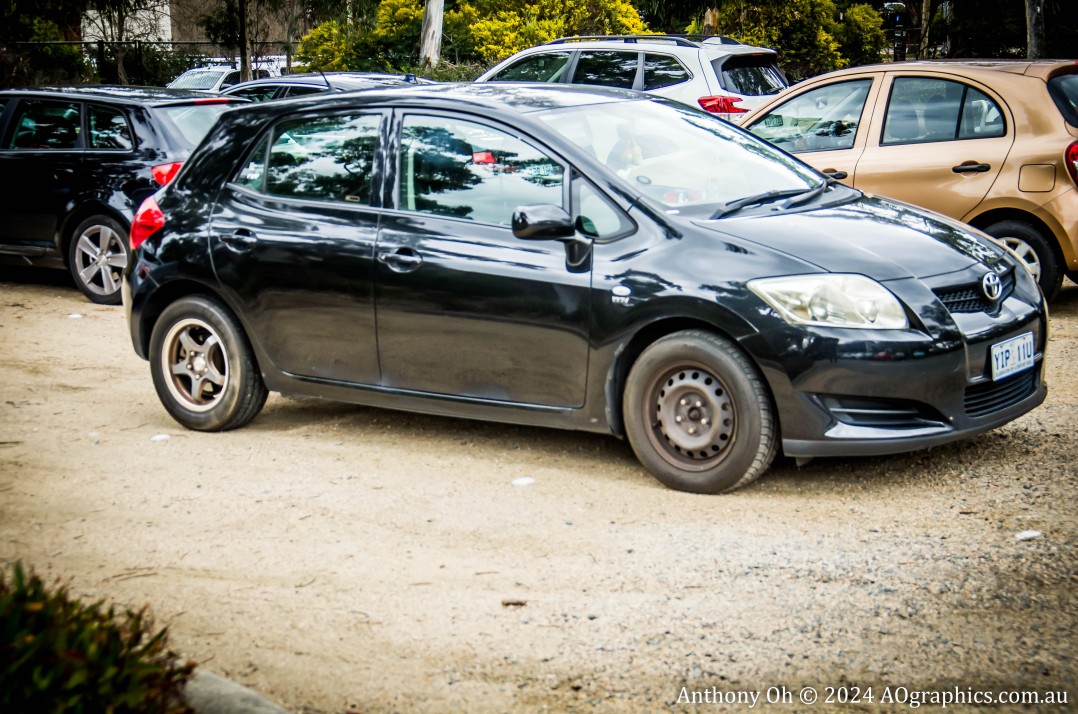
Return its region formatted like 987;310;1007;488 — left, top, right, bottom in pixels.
1066;141;1078;188
194;97;233;105
130;196;165;250
698;96;747;115
151;162;183;186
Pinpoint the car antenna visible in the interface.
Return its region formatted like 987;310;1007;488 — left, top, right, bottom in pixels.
318;69;334;91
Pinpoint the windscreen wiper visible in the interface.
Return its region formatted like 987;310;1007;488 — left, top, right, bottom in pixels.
710;187;808;219
779;176;841;210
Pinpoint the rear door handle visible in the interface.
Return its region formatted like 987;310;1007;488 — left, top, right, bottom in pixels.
220;229;257;252
377;248;423;272
952;163;991;174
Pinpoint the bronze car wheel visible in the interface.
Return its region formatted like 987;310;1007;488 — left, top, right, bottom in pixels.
624;330;777;494
149;296;267;431
68;215;128;305
985;220;1063;300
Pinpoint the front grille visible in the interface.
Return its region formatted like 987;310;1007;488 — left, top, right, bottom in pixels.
820;395;945;429
964;368;1037;418
934;268;1015;314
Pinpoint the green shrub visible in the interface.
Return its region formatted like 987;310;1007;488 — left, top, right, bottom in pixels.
0;561;195;713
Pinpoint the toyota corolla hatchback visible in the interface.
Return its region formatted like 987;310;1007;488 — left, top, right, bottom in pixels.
124;84;1047;493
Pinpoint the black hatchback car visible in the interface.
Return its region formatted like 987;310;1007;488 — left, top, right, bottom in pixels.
124;84;1047;493
221;72;432;103
0;87;248;303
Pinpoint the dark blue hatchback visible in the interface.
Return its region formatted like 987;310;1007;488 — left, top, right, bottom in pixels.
123;84;1047;493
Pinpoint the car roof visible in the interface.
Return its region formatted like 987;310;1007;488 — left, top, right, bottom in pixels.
800;59;1078;81
0;85;247;106
538;34;778;59
226;72;414;90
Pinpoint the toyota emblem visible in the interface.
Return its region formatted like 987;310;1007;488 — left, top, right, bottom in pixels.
982;272;1003;301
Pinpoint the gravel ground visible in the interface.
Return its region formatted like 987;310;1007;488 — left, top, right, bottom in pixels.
0;265;1075;712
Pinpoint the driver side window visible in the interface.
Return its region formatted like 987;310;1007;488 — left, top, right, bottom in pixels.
747;79;872;153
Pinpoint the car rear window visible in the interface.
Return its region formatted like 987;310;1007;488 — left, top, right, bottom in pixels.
1048;74;1078;128
714;55;786;96
155;103;237;147
170;70;228;90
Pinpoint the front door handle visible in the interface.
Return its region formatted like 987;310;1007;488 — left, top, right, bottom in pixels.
377;248;423;272
952;163;991;174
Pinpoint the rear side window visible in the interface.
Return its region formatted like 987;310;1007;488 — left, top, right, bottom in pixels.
156;104;235;147
262;114;381;204
643;54;691;90
715;55;786;96
492;52;571;82
228;85;280;102
1048;74;1078;128
573;51;639;90
282;85;326;98
883;77;1004;145
87;105;133;149
6;99;81;150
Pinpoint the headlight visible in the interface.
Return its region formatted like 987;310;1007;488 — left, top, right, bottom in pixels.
748;274;908;329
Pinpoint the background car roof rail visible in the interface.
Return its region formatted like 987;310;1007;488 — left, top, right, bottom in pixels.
546;34;705;48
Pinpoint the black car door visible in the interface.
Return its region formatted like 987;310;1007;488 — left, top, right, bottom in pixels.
0;96;85;253
375;111;591;407
208;110;386;384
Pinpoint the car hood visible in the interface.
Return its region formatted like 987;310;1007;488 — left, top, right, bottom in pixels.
694;195;1008;281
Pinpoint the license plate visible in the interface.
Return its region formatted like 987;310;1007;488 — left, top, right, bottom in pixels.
990;332;1035;381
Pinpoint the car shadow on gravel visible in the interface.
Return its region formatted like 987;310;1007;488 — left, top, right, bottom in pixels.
0;263;77;293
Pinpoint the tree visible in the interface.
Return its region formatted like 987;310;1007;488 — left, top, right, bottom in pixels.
418;0;443;67
1025;0;1044;58
83;0;170;83
834;3;886;67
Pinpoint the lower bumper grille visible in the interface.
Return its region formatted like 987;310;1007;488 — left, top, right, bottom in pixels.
820;395;946;429
964;368;1037;418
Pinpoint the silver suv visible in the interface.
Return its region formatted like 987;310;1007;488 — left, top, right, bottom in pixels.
475;35;788;121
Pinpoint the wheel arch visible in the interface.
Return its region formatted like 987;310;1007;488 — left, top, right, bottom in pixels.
606;314;777;439
59;202;130;266
967;208;1067;266
137;279;241;358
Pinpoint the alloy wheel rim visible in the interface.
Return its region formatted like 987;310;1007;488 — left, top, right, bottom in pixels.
160;318;229;412
74;224;126;297
646;364;736;472
1002;237;1041;282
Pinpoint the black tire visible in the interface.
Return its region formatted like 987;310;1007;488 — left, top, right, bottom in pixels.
67;214;129;305
149;296;268;431
623;330;777;494
984;220;1063;300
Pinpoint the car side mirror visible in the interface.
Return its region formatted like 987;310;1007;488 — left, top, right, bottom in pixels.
512;204;576;241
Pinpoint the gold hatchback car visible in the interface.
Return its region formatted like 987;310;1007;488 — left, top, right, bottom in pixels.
743;60;1078;299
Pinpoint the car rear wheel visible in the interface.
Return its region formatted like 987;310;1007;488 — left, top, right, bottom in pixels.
149;296;267;431
623;330;777;494
985;220;1062;300
68;215;128;305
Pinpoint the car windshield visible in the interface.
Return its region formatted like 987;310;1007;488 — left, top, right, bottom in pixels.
538;98;820;217
155;104;235;147
169;70;228;90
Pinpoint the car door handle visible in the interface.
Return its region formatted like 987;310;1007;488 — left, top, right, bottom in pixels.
377;248;423;272
823;169;848;180
952;163;991;174
220;229;257;252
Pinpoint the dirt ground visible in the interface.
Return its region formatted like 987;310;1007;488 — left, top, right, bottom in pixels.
1;265;1076;713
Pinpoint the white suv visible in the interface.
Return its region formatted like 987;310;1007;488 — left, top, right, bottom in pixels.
475;35;788;122
167;65;275;93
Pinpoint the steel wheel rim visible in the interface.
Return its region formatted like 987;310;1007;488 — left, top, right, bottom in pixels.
74;223;126;297
1002;236;1041;282
645;363;737;472
160;318;229;413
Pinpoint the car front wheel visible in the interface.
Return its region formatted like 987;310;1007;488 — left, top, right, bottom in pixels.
985;220;1062;300
68;215;129;305
149;296;268;431
623;330;777;494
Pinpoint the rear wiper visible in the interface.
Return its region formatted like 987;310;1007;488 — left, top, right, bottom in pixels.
780;176;840;210
710;188;808;219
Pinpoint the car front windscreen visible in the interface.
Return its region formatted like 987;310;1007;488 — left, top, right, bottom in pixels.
169;70;228;90
538;98;821;217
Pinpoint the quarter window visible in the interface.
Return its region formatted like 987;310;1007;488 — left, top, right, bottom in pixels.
399;115;564;225
6;99;81;150
958;87;1005;139
492;52;572;82
229;85;280;102
87;105;133;149
574;177;634;241
643;54;690;90
242;114;381;204
573;51;639;90
746;79;871;153
282;85;326;98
